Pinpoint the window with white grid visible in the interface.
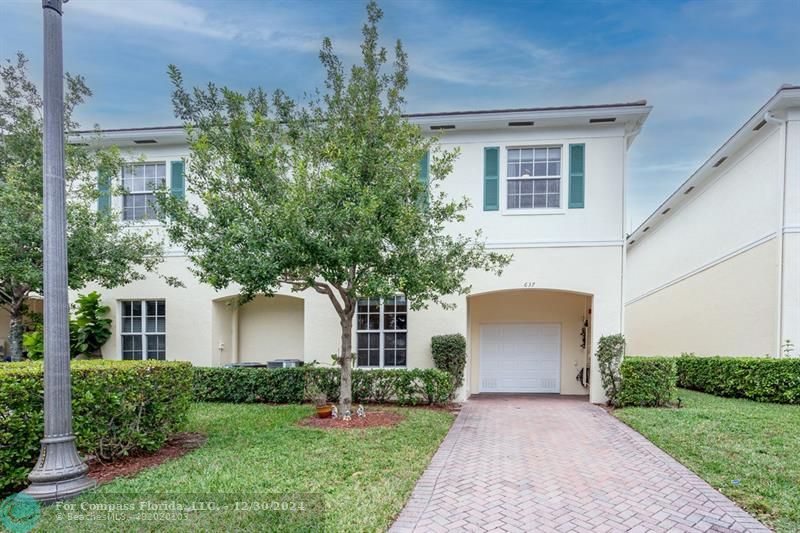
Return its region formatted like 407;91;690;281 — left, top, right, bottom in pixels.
356;296;407;367
120;300;166;360
506;147;561;209
122;162;166;220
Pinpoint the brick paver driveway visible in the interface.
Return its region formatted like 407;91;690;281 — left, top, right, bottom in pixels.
391;395;769;533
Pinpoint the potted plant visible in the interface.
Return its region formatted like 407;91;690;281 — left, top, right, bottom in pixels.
307;381;333;418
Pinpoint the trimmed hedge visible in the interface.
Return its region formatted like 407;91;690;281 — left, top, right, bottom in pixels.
676;355;800;404
431;334;467;397
0;360;193;495
617;357;677;407
193;366;454;406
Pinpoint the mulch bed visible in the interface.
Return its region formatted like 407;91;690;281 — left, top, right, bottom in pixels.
87;432;206;485
299;410;406;430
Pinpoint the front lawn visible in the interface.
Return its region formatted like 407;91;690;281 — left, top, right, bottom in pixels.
615;389;800;532
36;403;454;532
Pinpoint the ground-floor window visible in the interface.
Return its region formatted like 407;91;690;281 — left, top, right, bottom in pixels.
356;296;407;367
120;300;166;360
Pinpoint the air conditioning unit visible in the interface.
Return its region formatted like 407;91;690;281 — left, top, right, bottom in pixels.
267;359;304;369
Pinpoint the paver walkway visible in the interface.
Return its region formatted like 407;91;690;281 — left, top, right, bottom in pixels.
390;395;769;533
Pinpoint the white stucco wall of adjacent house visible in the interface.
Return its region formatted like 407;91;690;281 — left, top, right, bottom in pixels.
625;88;800;358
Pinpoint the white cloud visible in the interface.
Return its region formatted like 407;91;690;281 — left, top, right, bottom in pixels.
68;0;238;40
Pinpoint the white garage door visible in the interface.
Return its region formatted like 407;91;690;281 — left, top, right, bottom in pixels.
479;323;561;393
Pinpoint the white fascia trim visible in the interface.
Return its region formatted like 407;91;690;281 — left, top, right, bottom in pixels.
784;225;800;234
164;249;188;257
625;232;776;306
163;241;623;258
486;239;623;250
434;129;626;146
410;105;651;130
628;87;800;246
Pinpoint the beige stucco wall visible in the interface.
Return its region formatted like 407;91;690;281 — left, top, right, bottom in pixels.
782;232;800;354
298;288;466;370
81;255;222;366
237;295;304;363
626;238;777;356
243;244;623;403
468;290;591;396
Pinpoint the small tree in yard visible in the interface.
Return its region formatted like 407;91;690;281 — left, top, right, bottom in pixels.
0;53;163;360
158;2;510;412
596;333;626;406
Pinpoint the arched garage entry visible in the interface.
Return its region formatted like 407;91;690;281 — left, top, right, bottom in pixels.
467;289;592;396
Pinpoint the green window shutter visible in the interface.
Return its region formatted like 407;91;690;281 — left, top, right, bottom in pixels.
97;165;112;213
170;160;185;199
418;151;430;187
418;151;429;206
568;144;585;209
483;147;499;211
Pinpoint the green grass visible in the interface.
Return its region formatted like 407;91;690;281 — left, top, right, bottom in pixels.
35;403;454;532
615;389;800;532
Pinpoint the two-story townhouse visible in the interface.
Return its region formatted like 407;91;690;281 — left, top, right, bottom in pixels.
625;85;800;358
76;100;651;403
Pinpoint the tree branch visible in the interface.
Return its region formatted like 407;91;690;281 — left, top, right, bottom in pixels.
314;282;345;317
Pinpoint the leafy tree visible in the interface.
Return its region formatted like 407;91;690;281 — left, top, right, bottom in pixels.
159;2;510;412
0;53;163;360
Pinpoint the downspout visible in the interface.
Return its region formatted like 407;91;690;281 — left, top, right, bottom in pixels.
231;302;240;364
620;125;639;334
764;111;787;356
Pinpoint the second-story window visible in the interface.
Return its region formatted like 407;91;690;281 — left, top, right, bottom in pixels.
507;147;561;209
122;162;166;220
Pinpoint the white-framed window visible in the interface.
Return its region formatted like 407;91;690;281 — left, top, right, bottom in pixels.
506;146;561;209
120;300;166;360
356;296;407;367
122;162;166;220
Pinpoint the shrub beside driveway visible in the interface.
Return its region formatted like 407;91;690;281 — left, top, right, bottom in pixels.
615;389;800;532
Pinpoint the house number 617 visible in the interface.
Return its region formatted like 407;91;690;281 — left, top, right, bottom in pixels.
523;282;536;288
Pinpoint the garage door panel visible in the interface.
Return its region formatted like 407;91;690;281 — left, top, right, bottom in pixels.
479;323;561;393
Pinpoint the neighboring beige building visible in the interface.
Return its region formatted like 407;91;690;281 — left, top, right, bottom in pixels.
625;85;800;358
76;100;652;403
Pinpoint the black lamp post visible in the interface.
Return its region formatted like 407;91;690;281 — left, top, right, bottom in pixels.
23;0;96;502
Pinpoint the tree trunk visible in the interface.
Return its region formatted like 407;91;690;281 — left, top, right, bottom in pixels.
8;306;24;362
338;313;354;414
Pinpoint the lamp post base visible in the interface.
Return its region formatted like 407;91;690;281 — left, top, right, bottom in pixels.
23;434;96;503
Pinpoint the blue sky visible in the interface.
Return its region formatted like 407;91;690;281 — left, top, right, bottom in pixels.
2;0;798;228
